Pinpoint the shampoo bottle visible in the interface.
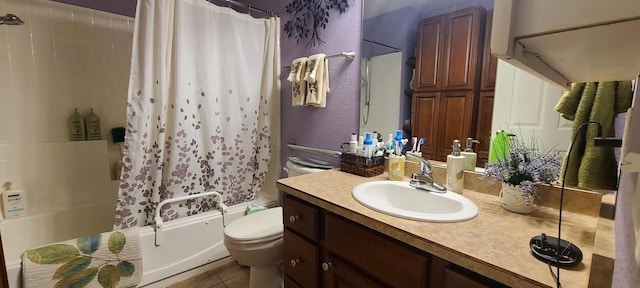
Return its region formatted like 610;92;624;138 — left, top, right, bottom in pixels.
68;108;86;141
446;140;465;193
362;132;374;158
461;138;480;170
85;108;102;140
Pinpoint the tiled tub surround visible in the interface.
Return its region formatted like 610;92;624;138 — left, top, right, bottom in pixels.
277;169;613;288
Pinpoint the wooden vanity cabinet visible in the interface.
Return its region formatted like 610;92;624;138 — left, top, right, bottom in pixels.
283;194;507;288
283;195;427;287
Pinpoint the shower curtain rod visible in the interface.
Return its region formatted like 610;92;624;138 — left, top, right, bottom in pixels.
207;0;276;16
282;51;356;69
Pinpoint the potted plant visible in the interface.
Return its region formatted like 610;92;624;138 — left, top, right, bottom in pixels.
485;133;562;213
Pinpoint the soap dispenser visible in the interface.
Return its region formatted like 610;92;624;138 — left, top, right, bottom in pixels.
68;108;86;141
446;140;465;193
461;138;480;170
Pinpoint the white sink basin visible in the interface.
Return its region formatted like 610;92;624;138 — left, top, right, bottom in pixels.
352;181;478;222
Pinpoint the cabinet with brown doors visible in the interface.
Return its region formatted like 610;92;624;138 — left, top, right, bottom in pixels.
412;7;497;165
283;193;509;288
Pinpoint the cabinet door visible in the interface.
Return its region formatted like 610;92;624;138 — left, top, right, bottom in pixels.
430;256;508;288
480;10;498;91
412;91;440;159
284;230;319;288
283;196;319;242
475;91;494;167
436;90;475;161
415;16;445;91
321;254;384;288
442;7;484;90
324;214;428;287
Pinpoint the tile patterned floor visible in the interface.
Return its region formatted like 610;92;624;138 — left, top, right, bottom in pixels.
168;261;250;288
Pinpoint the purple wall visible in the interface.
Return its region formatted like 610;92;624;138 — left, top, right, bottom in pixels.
246;0;362;173
363;7;422;130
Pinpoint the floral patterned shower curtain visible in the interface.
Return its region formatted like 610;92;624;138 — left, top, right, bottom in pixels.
115;0;280;228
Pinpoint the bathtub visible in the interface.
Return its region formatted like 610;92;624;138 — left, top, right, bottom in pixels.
2;197;275;288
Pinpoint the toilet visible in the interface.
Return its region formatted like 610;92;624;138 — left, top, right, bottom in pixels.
223;159;329;288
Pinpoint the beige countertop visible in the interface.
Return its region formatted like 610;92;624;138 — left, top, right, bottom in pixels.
277;169;609;288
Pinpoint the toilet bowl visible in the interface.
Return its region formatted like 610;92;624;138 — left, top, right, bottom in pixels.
223;159;331;287
224;207;283;288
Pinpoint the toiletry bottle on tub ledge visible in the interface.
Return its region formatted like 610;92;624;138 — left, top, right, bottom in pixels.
68;108;86;141
446;140;464;193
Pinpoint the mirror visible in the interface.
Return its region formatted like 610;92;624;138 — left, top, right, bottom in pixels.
360;0;608;161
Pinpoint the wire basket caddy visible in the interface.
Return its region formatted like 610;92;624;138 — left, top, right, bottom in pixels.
340;152;385;177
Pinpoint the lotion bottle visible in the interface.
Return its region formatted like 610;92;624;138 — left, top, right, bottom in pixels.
348;132;358;154
461;138;480;171
446;140;465;193
2;182;26;219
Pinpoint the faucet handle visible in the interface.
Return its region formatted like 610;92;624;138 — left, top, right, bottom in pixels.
417;157;432;176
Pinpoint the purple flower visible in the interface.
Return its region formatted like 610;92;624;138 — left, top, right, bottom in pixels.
485;135;562;197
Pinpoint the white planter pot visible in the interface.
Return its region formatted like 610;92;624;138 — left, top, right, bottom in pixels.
499;183;535;214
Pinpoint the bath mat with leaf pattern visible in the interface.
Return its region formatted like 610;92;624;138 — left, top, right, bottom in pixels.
22;227;142;288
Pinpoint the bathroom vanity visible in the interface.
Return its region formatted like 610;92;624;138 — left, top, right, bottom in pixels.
277;169;612;287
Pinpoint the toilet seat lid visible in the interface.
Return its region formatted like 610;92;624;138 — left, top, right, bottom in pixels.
224;207;283;241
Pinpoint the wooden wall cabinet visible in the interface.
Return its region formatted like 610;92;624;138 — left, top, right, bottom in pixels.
283;194;508;288
480;10;498;91
412;7;497;164
412;91;440;160
415;16;445;91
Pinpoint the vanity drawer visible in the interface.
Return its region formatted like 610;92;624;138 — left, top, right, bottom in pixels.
324;213;429;287
283;196;319;241
284;229;319;288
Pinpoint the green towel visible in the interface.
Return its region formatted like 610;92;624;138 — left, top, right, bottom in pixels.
559;81;633;190
555;83;585;121
489;131;510;163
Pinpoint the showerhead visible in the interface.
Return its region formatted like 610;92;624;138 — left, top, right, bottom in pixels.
0;14;24;25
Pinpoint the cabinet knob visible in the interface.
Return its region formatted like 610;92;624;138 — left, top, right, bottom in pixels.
290;259;300;268
289;215;299;223
322;262;333;271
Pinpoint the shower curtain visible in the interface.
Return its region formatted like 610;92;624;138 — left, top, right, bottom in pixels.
115;0;280;228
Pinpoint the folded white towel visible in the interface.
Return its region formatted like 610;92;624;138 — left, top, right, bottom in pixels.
23;227;142;288
305;53;329;108
287;57;307;107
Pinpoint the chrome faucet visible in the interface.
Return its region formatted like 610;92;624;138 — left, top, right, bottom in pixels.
409;157;447;193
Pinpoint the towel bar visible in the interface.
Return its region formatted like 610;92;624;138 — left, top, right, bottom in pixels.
283;51;356;69
287;143;341;158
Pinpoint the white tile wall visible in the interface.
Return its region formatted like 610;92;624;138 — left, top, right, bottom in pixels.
0;0;132;215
